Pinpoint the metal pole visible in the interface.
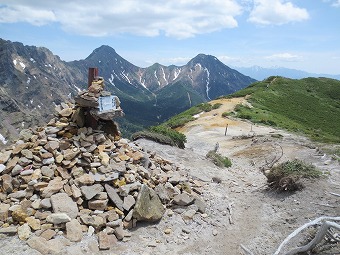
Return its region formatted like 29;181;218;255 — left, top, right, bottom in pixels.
88;67;98;88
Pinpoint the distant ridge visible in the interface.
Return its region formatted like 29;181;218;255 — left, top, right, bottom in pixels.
234;65;340;81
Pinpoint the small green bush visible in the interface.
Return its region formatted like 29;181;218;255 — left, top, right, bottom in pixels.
198;103;212;112
222;112;232;118
149;125;187;149
212;103;222;109
131;131;175;146
266;159;322;191
206;150;232;168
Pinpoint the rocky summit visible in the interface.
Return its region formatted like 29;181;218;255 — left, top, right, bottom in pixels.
0;102;205;253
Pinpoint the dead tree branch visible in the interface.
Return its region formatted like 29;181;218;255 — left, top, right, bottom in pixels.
284;221;340;255
260;143;283;173
227;202;234;224
330;192;340;197
274;216;340;255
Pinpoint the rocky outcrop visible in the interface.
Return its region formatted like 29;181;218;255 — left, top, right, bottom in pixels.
0;102;205;252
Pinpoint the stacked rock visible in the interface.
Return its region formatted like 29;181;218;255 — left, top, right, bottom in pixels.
0;102;205;251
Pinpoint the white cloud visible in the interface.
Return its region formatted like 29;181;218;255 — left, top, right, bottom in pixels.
0;0;242;38
265;53;302;62
218;55;242;63
0;4;56;25
248;0;309;25
332;0;340;7
323;0;340;7
162;57;192;65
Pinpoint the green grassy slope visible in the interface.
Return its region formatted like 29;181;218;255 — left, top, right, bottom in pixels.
227;76;340;143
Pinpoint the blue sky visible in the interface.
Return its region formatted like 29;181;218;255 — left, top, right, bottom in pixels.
1;0;340;74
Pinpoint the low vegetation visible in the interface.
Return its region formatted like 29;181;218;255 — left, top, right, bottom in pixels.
206;150;232;168
132;102;221;148
265;159;323;191
226;77;340;143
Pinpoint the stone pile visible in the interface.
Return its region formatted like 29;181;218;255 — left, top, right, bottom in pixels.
0;102;205;253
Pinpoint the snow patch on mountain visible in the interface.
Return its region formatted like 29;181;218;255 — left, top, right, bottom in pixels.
204;67;211;100
0;133;7;144
173;68;181;80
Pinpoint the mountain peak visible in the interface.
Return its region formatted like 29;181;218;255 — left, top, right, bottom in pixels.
87;45;117;60
189;53;219;65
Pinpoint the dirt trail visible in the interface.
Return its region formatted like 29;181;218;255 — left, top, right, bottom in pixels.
136;97;340;254
179;98;340;254
1;98;339;255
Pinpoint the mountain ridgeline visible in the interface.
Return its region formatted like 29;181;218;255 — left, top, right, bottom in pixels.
0;39;255;141
228;76;340;143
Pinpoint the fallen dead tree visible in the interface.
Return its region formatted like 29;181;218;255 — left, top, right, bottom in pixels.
274;216;340;255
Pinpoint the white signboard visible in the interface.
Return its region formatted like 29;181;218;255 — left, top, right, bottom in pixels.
98;96;116;112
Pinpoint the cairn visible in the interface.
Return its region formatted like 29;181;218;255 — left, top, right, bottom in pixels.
0;100;205;252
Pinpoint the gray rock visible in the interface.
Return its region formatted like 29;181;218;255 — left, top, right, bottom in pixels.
114;224;125;240
0;226;17;235
80;184;104;200
118;182;141;197
71;184;82;198
0;150;12;164
168;173;187;185
164;182;180;199
41;176;64;197
18;223;31;240
0;203;10;221
27;236;60;254
94;192;108;200
124;209;134;222
194;196;207;213
106;219;122;228
110;161;126;173
182;209;197;221
20;169;34;176
42;157;55;165
45;127;62;135
154;184;170;203
11;164;23;176
132;184;165;222
50;193;78;219
66;219;83;242
76;174;95;185
21;149;33;159
105;184;124;211
98;231;117;250
80;215;105;229
89;171;119;182
123;195;135;211
18;157;32;166
40;198;52;209
88;199;108;211
46;213;71;224
8;190;27;199
41;166;54;178
173;193;194;206
1;174;13;193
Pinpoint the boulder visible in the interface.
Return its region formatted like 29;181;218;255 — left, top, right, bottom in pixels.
132;184;165;222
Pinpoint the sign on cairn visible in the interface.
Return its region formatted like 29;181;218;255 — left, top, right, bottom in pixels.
73;67;124;139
